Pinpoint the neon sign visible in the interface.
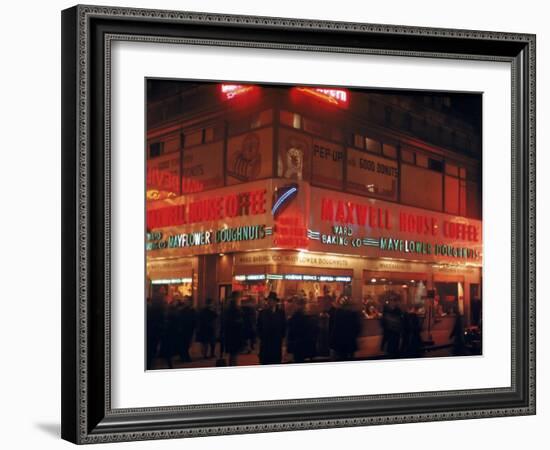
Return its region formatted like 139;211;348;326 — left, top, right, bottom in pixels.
235;274;266;281
273;215;308;249
297;87;349;107
379;237;480;260
320;198;479;243
151;278;192;285
147;189;267;229
234;274;352;282
272;183;298;217
220;84;255;99
321;198;392;230
146;224;267;250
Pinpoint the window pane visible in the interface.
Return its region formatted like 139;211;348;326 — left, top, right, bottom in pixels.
459;179;467;216
331;127;343;142
251;109;273;129
382;143;397;159
353;134;364;149
293;113;302;129
365;137;382;153
149;142;163;158
280;110;294;127
303;117;324;136
401;164;442;210
163;135;180;154
185;130;202;147
466;180;481;219
204;127;214;143
446;163;459;176
428;158;444;172
416;153;428;168
401;149;415;164
445;175;459;214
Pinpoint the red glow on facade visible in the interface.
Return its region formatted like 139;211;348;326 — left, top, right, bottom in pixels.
220;84;255;99
273;215;309;249
147;167;179;193
147;189;267;229
321;198;392;230
146;167;205;195
297;87;349;107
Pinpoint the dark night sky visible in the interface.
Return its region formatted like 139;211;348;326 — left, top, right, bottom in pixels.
147;79;482;147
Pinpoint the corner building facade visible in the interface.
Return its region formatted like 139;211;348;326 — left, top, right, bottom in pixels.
146;82;482;329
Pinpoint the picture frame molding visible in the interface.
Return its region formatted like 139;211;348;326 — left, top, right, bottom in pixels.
61;4;536;444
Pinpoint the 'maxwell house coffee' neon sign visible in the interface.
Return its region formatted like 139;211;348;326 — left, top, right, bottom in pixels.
320;198;479;242
147;189;267;229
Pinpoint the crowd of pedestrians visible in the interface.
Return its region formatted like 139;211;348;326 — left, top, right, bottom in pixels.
147;289;473;369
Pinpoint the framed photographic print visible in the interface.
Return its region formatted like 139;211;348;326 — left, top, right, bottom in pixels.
61;5;536;444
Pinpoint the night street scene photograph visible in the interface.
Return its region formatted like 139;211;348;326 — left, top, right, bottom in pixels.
145;80;483;370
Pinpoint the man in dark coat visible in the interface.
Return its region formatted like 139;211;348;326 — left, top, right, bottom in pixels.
330;298;362;361
402;305;422;357
196;298;218;359
241;299;257;353
177;296;197;363
381;298;403;358
450;304;466;356
287;298;308;363
146;293;165;369
160;298;179;368
257;292;286;365
222;292;245;366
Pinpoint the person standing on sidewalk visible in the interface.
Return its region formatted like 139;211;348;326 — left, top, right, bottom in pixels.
450;303;466;356
241;298;258;353
287;297;308;363
257;292;286;365
330;297;362;361
222;291;245;366
177;296;196;363
196;298;218;359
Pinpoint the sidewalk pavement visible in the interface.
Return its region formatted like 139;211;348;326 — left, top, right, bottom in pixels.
150;330;454;370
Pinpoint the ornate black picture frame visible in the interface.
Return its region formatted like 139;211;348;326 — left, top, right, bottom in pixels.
61;4;536;444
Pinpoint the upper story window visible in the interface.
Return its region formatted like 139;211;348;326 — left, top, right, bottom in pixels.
428;158;444;172
280;110;301;129
365;137;382;154
382;143;397;159
230;110;273;136
353;133;364;149
149;142;164;158
182;126;217;147
251;109;273;129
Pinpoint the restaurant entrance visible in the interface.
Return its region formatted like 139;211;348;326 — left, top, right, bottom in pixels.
232;264;353;312
362;270;429;317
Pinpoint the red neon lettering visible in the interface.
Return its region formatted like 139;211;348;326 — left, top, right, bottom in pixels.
225;195;238;218
220;84;254;99
345;202;355;224
369;208;377;228
321;198;334;221
356;204;368;226
297;87;349;107
385;209;392;230
442;221;479;242
335;201;346;222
